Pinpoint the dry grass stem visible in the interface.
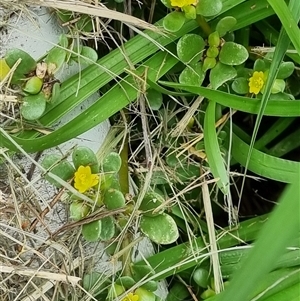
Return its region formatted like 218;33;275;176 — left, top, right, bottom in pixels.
25;0;158;31
0;264;81;284
201;176;223;293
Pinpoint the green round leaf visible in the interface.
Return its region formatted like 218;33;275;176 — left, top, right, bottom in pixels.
147;89;163;110
132;264;155;281
196;0;222;17
107;284;125;300
72;146;99;174
253;59;266;72
21;93;47;121
83;272;106;296
77;46;98;65
56;10;73;23
139;191;165;216
98;216;115;241
102;152;122;173
210;62;237;90
219;42;249;66
141;281;158;292
115;276;136;289
135;287;156;301
140;213;179;244
5;48;36;76
103;188;126;210
76;15;93;32
70;200;90;221
179;62;206;86
59;34;69;48
82;220;102;242
193;268;209;288
231;77;249;94
41;154;75;187
45;47;67;74
23;76;43;94
216;16;237;37
163;11;186;32
177;34;205;64
277;61;295;79
271;79;285;94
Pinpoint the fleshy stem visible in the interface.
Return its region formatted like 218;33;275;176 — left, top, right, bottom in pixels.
196;14;212;36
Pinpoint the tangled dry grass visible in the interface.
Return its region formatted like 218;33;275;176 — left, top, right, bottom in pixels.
0;1;154;300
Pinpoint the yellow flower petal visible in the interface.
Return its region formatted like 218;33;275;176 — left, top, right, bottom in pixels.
0;59;11;81
249;71;265;95
74;165;99;193
122;292;139;301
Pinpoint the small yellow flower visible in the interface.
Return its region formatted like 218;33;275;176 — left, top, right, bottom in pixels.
0;59;11;81
249;71;265;95
171;0;197;8
122;292;139;301
74;165;99;193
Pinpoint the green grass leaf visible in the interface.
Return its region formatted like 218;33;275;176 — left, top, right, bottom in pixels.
215;182;300;301
158;82;300;117
204;100;229;194
230;127;300;183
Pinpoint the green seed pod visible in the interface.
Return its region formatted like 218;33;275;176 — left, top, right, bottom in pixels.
116;276;136;289
139;191;165;216
72;146;99;174
208;31;220;47
202;57;217;72
102;152;122;173
193;268;209;288
82;220;102;242
206;46;219;58
23;76;43;94
103;188;126;210
69;200;90;221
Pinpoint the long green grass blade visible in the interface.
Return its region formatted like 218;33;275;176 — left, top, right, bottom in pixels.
1;51;178;152
158;82;300;117
254;118;295;150
215;182;300;301
267;0;300;55
204;100;229;194
230;127;300;183
267;127;300;158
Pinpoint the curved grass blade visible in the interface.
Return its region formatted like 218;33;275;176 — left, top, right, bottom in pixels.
230;127;300;183
215;182;300;301
1;51;178;152
267;0;300;54
158;82;300;117
204;100;229;194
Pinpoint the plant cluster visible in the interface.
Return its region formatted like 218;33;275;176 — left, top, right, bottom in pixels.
0;35;97;121
0;0;299;301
